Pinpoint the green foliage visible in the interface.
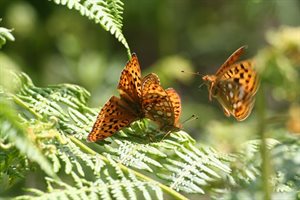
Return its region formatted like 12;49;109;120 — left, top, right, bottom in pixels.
219;137;300;199
50;0;130;54
0;20;15;48
271;136;300;193
0;99;56;180
3;69;297;199
0;68;55;191
1;1;300;199
15;165;164;200
231;139;280;185
256;26;300;102
1;70;234;199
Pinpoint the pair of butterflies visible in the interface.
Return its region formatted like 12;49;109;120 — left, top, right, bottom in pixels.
88;54;181;142
88;46;259;142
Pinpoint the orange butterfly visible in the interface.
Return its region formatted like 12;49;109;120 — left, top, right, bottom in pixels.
142;73;182;132
87;54;182;142
202;46;259;121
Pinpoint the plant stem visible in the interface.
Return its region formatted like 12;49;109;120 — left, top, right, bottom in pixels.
70;135;188;200
12;94;43;119
127;48;132;59
257;87;272;200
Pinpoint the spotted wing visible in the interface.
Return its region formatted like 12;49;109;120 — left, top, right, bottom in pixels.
87;96;138;142
165;88;182;127
141;73;175;130
216;46;246;76
219;60;259;95
214;60;259;121
117;53;142;104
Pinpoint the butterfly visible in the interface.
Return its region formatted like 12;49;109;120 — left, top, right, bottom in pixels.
202;46;259;121
141;73;182;132
87;54;182;142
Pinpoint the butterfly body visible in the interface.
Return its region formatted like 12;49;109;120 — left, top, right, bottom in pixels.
203;46;259;121
88;54;182;142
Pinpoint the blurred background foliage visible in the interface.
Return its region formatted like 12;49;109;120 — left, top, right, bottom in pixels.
0;0;300;198
1;0;299;146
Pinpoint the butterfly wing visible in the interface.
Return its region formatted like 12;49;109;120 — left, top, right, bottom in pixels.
214;60;259;121
141;72;160;85
87;96;138;142
165;88;182;128
215;46;246;76
219;60;259;95
141;73;176;130
117;53;142;104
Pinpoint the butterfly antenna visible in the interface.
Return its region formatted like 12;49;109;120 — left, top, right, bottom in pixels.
181;70;204;77
182;114;198;125
160;115;198;142
181;70;207;90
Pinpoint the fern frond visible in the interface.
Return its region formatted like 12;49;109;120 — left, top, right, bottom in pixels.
16;164;163;200
159;137;231;193
3;70;233;198
4;66;298;199
50;0;130;53
230;138;280;184
0;21;15;48
0;99;56;180
105;139;165;172
103;130;232;194
270;135;300;193
219;136;300;199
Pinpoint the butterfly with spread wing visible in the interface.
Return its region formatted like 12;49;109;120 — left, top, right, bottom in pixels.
87;54;182;142
202;46;259;121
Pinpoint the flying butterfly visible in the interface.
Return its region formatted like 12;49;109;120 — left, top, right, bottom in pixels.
87;54;182;142
202;46;259;121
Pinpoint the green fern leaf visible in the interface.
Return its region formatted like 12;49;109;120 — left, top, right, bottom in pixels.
3;70;234;199
0;21;15;48
0;99;56;180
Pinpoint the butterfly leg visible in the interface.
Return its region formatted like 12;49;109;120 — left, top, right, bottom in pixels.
208;84;214;101
222;107;231;117
160;130;172;142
